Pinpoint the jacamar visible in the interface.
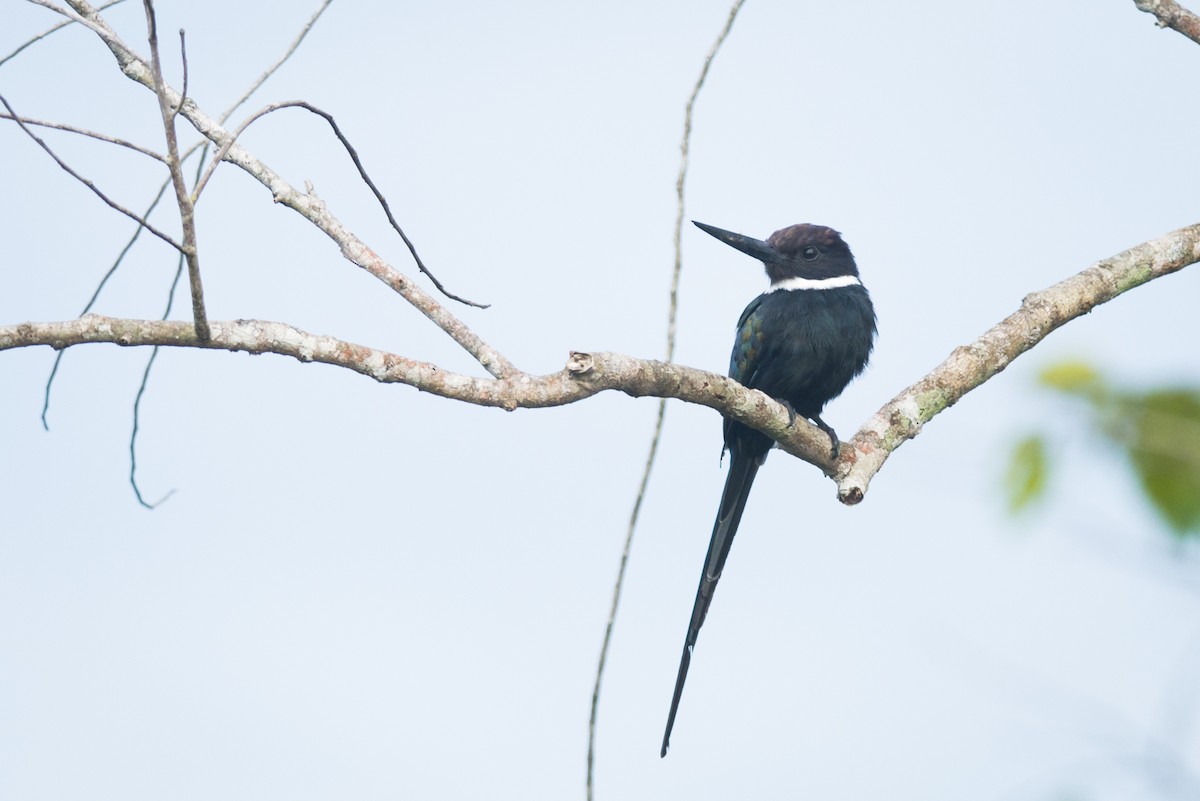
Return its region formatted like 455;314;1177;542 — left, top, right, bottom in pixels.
660;221;877;757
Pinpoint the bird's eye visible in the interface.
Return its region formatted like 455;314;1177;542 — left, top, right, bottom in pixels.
801;246;820;261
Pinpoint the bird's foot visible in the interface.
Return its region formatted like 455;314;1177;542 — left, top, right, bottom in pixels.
812;415;840;460
777;399;798;428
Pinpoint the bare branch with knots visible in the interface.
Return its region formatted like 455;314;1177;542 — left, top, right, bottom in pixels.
142;0;210;342
6;218;1198;502
5;0;1199;505
1134;0;1200;44
60;0;512;376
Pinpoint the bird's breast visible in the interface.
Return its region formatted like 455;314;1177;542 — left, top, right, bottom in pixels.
730;286;875;414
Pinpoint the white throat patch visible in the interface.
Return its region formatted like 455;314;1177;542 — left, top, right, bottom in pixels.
768;275;861;292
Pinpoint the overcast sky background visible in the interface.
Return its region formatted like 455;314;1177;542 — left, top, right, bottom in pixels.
2;2;1200;800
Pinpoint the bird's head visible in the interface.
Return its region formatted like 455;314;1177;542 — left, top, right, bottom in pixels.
694;221;859;287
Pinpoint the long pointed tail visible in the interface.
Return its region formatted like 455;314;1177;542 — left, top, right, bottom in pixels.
661;452;760;757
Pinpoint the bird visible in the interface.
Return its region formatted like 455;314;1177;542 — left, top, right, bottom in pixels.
660;220;877;757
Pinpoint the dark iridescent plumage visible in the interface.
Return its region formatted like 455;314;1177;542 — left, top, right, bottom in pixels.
661;221;876;757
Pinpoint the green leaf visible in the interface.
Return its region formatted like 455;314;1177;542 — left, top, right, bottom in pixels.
1005;434;1049;513
1126;389;1200;538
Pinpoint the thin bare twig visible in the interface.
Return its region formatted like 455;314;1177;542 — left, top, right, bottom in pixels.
125;2;336;506
127;134;202;506
180;0;332;194
191;99;489;309
190;0;334;204
29;0;335;491
189;3;484;310
129;252;185;508
143;0;209;341
26;1;334;478
1134;0;1200;45
129;342;175;508
26;0;139;59
173;28;187;124
586;1;746;795
0;0;125;68
64;0;513;377
34;137;218;430
41;179;174;429
0;113;166;161
0;92;182;250
216;0;334;124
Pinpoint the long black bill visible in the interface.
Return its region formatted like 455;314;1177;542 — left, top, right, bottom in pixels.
693;221;779;263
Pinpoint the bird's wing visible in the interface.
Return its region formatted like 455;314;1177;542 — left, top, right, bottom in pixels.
728;294;769;389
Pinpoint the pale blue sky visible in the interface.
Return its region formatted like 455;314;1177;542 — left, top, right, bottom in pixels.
2;2;1199;800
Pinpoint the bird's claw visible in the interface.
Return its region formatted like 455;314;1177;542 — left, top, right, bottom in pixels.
812;415;840;461
777;402;841;459
778;399;798;428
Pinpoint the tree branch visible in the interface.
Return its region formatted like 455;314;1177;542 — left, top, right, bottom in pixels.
143;0;209;341
62;0;515;378
0;112;166;161
1134;0;1200;45
12;3;1200;508
0;0;125;68
0;92;183;251
7;213;1200;504
838;220;1200;503
0;315;842;465
215;0;333;124
40;179;175;430
27;0;337;489
190;99;489;309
